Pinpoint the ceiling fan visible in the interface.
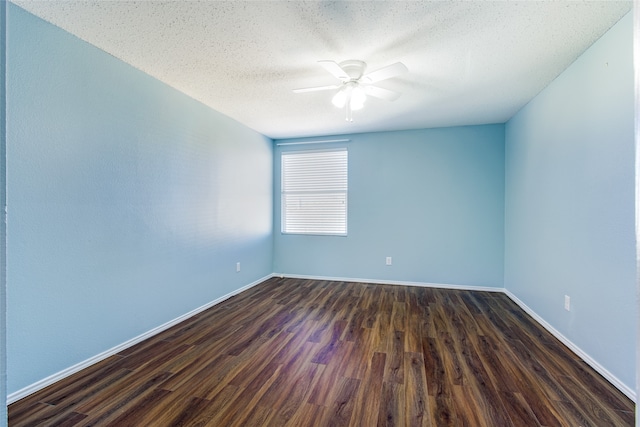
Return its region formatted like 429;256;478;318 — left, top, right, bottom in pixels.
293;60;408;122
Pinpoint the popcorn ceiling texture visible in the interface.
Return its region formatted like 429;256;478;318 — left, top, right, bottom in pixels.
12;0;631;139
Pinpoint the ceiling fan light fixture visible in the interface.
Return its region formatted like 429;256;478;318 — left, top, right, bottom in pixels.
331;88;348;108
350;86;366;110
295;59;406;121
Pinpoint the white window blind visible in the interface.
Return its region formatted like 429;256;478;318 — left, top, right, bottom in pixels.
281;149;348;235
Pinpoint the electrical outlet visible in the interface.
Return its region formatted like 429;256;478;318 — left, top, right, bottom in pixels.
236;262;241;273
386;257;392;266
564;295;570;311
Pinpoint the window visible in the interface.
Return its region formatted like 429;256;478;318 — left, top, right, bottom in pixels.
281;149;348;235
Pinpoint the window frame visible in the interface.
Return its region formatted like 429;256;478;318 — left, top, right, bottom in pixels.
280;148;348;236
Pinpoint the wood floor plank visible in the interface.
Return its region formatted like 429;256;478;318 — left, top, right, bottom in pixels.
307;340;355;407
405;312;423;353
378;380;406;427
321;376;360;426
196;384;241;426
34;355;129;408
348;351;386;427
77;372;173;426
151;395;213;427
384;330;405;384
267;363;323;426
103;388;173;426
311;320;348;364
391;300;407;332
226;331;292;389
555;374;629;426
422;337;445;398
450;385;487;427
342;308;365;342
404;351;430;427
9;278;634;427
284;402;327;427
239;403;273;427
54;411;88;427
486;341;564;426
498;390;542;426
437;331;464;386
372;290;394;352
453;318;524;426
209;362;282;426
183;354;246;401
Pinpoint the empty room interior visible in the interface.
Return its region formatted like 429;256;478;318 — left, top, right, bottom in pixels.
2;1;638;426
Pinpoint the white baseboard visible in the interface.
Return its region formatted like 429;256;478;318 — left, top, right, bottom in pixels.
503;290;636;402
6;273;274;405
277;273;503;293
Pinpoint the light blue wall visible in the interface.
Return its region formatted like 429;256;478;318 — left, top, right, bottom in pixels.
274;125;505;288
6;4;273;395
635;4;640;417
505;13;635;391
1;1;6;424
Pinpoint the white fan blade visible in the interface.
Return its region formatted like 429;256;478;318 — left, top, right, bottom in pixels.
362;62;408;84
318;60;350;81
364;85;401;101
292;84;341;93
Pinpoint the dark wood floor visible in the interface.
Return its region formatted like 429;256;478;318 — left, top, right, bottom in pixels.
9;277;635;426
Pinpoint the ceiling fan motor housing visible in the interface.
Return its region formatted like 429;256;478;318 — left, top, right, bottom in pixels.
339;60;367;80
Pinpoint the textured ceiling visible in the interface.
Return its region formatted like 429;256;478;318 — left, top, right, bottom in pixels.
12;1;632;139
